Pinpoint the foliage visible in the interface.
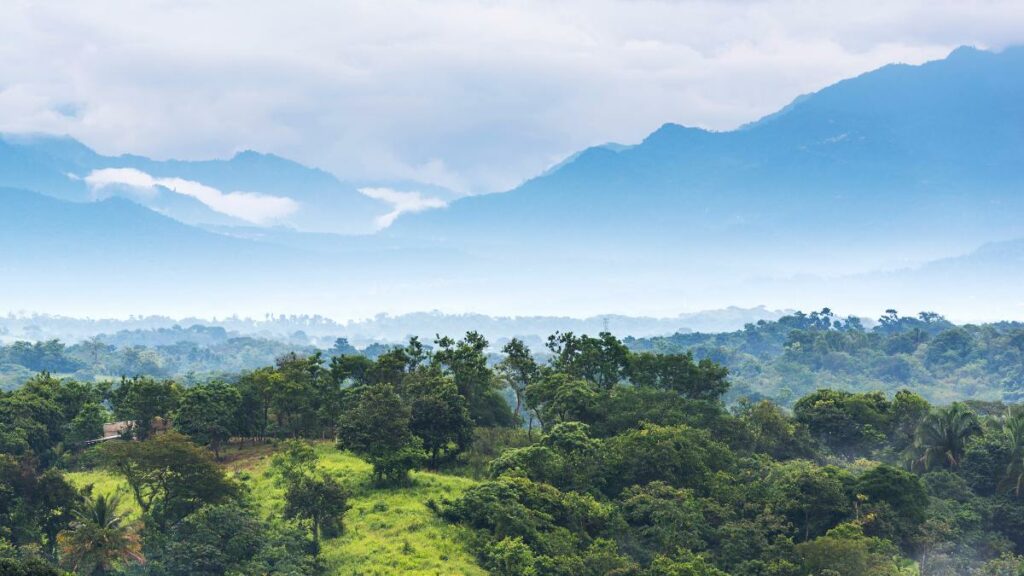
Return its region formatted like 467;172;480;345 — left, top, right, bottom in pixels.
57;491;141;576
99;432;237;529
337;383;426;485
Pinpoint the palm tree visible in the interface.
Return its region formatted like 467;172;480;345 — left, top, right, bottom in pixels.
1003;408;1024;496
58;491;142;575
912;403;981;471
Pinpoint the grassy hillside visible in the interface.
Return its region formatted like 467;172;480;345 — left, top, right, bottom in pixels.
68;442;486;576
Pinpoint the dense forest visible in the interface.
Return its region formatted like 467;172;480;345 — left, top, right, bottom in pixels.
2;323;1024;575
4;309;1023;406
630;309;1024;405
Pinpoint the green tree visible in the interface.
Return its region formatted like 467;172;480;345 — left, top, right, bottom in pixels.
174;381;241;459
765;460;852;542
524;373;598;428
619;481;706;558
337;384;425;485
629;352;730;401
283;474;349;545
605;424;734;496
57;491;141;576
270;439;318;485
406;370;474;468
434;332;514;426
1003;408;1024;496
153;501;322;576
99;432;237;529
546;331;630;390
108;376;179;440
854;464;928;546
497;338;539;420
66;402;107;445
484;536;537;576
913;403;982;471
235;366;279;442
796;522;904;576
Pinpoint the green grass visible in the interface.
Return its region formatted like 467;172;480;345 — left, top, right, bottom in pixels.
65;469;140;520
69;442;486;576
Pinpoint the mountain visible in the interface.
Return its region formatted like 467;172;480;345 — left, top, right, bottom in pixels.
388;46;1024;276
2;46;1023;321
0;134;400;234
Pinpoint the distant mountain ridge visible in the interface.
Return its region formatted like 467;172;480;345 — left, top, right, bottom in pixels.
2;46;1023;320
0;306;792;348
387;45;1024;276
0;133;402;233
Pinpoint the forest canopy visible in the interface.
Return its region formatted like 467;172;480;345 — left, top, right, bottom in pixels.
1;316;1023;575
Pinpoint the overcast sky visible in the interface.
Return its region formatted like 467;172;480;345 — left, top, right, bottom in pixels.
3;0;1023;194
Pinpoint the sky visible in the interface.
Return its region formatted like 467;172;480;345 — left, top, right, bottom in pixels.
2;0;1024;195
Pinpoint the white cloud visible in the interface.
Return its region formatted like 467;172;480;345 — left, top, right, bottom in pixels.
358;187;447;229
85;167;299;224
1;1;1023;193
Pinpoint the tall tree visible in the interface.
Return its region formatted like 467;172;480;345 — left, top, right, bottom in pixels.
283;474;350;546
108;376;179;440
406;369;474;468
174;381;241;459
913;403;982;471
100;432;237;529
1003;408;1024;496
57;492;141;576
497;338;538;420
337;384;425;485
434;332;514;426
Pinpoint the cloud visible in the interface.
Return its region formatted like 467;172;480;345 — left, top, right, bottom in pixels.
85;167;299;224
2;1;1023;193
358;187;447;229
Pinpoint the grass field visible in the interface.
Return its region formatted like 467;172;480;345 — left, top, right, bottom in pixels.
68;442;486;576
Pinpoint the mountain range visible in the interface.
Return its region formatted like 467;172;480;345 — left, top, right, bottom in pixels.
1;45;1022;322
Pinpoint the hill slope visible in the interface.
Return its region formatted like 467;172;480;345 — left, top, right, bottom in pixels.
0;134;391;233
68;443;486;576
389;46;1024;274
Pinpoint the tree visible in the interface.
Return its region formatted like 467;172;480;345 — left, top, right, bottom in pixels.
737;399;816;460
497;338;539;420
66;402;107;445
796;522;904;576
854;464;928;546
33;470;80;558
271;353;329;438
329;338;359;357
270;439;318;485
153;501;321;576
337;384;425;485
913;403;981;471
765;460;851;542
99;432;237;529
329;354;375;388
108;376;179;440
484;536;538;576
604;424;734;496
0;557;63;576
174;381;241;459
57;491;141;576
407;369;474;468
629;352;730;401
793;389;891;457
235;367;279;442
434;332;515;426
1003;408;1024;496
524;373;598;428
546;331;630;390
648;550;729;576
619;481;706;557
283;474;350;545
